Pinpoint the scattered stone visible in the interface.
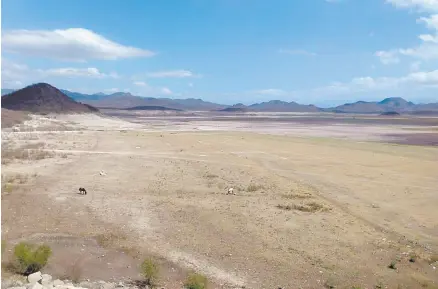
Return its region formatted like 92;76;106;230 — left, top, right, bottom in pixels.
27;272;42;284
41;275;52;286
52;280;64;287
29;283;42;289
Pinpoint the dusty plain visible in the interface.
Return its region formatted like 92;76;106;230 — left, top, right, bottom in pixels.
2;111;438;289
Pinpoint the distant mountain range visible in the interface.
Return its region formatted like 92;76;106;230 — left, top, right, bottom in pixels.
2;85;437;114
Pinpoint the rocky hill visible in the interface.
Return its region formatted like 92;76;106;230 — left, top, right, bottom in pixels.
63;90;227;111
328;97;418;113
1;83;99;114
248;100;321;112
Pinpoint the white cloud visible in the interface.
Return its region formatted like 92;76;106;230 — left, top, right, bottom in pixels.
312;69;438;96
406;69;438;84
377;4;438;62
133;81;147;86
2;28;155;61
104;88;119;93
160;87;173;95
39;67;118;78
278;49;317;56
146;70;199;78
375;50;400;64
1;59;120;88
252;89;287;96
386;0;438;12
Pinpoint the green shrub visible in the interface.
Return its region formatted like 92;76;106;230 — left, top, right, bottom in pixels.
388;261;397;270
184;273;208;289
140;258;159;285
13;242;52;275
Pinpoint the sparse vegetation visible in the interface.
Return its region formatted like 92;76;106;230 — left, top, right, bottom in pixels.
63;258;83;283
2;173;32;197
409;253;417;263
12;242;52;275
184;273;208;289
204;173;218;179
2;142;54;164
246;183;264;192
388;260;397;270
281;193;312;199
276;201;328;213
95;232;127;248
140;258;159;286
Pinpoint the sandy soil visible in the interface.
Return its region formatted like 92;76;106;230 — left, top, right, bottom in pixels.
2;113;438;289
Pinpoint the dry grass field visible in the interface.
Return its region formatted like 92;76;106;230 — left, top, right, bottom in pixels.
2;112;438;288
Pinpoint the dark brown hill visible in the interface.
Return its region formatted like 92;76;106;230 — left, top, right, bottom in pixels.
1;83;98;114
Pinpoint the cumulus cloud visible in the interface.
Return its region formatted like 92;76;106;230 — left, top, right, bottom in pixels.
131;80;173;96
39;67;118;79
375;50;400;64
146;70;199;78
1;59;120;88
376;2;438;63
313;70;438;96
1;28;155;61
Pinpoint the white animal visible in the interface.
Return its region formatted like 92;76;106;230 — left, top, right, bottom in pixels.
227;187;235;195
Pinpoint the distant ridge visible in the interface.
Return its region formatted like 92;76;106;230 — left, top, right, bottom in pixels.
1;83;99;114
2;85;438;113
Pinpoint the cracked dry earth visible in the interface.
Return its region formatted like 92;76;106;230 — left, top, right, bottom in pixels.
2;113;438;289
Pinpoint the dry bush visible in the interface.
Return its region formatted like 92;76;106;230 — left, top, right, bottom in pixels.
246;183;264;192
62;258;83;283
95;232;127;248
281;193;312;199
2;173;31;197
2;142;54;163
276;201;329;213
184;273;208;289
204;173;218;179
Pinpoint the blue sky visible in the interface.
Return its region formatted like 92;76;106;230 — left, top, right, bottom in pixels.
1;0;437;106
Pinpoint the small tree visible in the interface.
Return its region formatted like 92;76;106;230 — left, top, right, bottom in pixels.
184;273;208;289
13;242;52;275
140;258;159;286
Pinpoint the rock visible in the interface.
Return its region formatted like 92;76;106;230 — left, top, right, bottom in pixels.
29;283;43;289
28;272;42;284
8;287;26;289
103;283;115;289
52;280;64;287
41;275;52;286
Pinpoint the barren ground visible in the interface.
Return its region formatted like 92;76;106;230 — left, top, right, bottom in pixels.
2;112;438;289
